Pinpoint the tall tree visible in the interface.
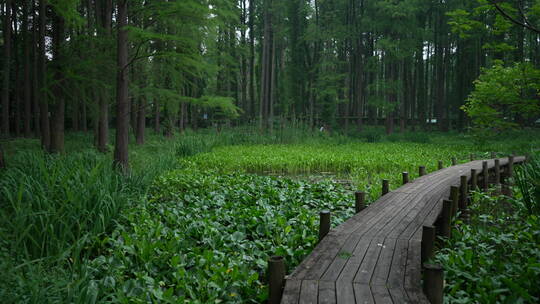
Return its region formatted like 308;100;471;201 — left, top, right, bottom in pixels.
113;0;129;170
1;0;12;137
49;9;65;153
38;0;50;149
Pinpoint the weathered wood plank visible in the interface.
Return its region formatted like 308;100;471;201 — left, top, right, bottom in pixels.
318;281;336;304
281;279;302;304
371;285;394;304
371;237;397;286
299;280;319;304
336;280;356;304
387;239;409;289
354;237;385;284
353;283;374;304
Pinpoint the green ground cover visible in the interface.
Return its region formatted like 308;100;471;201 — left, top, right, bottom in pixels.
1;128;539;303
434;157;540;303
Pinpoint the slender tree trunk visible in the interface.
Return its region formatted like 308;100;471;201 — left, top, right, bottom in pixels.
1;0;12;137
22;0;32;137
154;100;160;133
96;0;112;153
114;0;129;170
49;12;65;153
32;0;40;137
249;0;256;120
0;144;5;169
136;97;146;145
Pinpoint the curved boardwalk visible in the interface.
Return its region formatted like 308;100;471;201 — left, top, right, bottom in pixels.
281;157;525;304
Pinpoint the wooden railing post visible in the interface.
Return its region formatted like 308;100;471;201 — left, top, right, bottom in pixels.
421;225;436;263
451;157;457;166
491;152;496;159
450;186;459;217
268;256;286;304
460;175;468;210
402;172;409;185
419;166;426;177
440;200;452;238
482;161;489;191
354;191;366;213
494;159;501;185
470;169;478;190
438;160;443;170
507;155;514;178
319;211;331;241
382;179;389;195
470;154;474;161
423;263;444;304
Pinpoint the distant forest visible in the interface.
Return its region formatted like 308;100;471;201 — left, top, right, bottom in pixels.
1;0;539;167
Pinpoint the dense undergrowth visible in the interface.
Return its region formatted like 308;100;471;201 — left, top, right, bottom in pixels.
435;156;540;303
1;127;539;303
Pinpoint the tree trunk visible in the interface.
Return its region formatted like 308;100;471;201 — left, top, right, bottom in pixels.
248;0;256;120
23;0;32;137
49;11;65;153
96;0;112;152
0;144;5;169
136;97;146;145
154;100;160;133
39;0;50;150
113;0;129;171
2;0;12;137
32;0;40;137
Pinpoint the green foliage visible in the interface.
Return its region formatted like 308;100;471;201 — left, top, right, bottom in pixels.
0;151;131;260
516;155;540;216
76;171;354;303
435;190;540;303
462;62;540;132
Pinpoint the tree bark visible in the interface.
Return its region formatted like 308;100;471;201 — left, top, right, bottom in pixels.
32;0;40;137
114;0;129;171
0;144;5;169
96;0;112;152
38;0;49;149
23;0;32;137
2;0;12;137
248;0;256;120
49;11;65;153
136;96;146;145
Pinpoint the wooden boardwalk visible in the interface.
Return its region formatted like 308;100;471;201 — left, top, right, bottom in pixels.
281;157;525;304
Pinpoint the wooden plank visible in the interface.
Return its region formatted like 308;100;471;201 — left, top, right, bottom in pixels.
293;193;401;280
336;280;356;304
387;239;409;289
335;238;371;283
371;237;397;286
404;240;422;301
388;287;410;304
353;283;374;304
311;194;405;281
318;281;336;304
281;279;302;304
353;237;385;284
299;280;319;304
371;285;394;304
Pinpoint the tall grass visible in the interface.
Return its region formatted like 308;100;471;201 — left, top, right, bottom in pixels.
0;151;131;261
515;154;540;216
